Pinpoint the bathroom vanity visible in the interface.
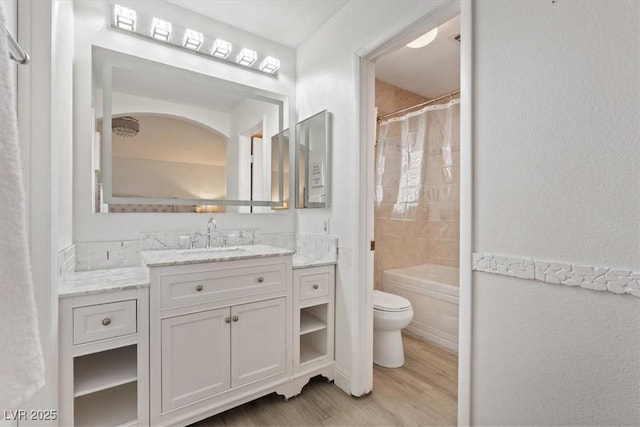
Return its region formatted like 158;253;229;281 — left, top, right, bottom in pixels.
58;244;336;426
58;269;150;426
143;246;295;426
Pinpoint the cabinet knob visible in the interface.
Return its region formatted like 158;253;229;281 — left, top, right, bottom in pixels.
195;284;204;292
232;315;239;322
101;318;111;326
224;317;231;324
312;283;319;290
257;276;264;283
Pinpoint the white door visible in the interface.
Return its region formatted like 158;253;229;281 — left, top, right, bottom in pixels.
161;308;231;412
231;298;286;387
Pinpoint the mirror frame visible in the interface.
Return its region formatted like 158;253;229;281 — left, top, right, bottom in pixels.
295;110;331;209
95;47;289;208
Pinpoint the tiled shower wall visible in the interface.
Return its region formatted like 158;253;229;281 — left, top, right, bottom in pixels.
374;80;460;289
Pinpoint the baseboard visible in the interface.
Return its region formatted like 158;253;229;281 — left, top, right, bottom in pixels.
333;365;351;395
405;322;458;353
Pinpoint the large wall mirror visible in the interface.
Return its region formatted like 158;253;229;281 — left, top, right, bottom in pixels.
92;47;289;213
296;110;331;208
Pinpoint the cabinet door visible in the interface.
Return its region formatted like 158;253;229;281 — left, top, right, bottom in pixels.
231;298;286;387
161;308;230;412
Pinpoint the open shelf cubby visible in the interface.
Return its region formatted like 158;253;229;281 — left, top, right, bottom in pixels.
74;345;137;397
300;310;327;335
299;304;329;365
74;381;137;427
300;329;328;364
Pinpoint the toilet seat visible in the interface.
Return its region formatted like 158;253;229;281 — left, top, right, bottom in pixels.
373;290;411;312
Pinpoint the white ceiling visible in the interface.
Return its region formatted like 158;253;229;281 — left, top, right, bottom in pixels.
165;0;349;48
112;67;247;112
168;1;459;99
375;15;461;99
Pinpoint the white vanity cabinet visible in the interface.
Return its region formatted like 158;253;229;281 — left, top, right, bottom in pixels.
160;307;231;412
291;264;336;392
58;287;149;427
160;298;287;412
149;256;293;426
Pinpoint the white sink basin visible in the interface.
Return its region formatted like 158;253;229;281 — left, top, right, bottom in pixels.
179;247;245;255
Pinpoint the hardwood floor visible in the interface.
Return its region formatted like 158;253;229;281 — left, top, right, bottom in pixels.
191;334;458;426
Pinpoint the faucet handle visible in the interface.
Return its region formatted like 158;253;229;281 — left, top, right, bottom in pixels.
179;234;199;249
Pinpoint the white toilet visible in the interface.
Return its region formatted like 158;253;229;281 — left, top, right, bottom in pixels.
373;290;414;368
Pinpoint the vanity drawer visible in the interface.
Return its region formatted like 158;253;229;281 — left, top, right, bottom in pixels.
73;300;137;345
161;263;287;310
299;273;329;301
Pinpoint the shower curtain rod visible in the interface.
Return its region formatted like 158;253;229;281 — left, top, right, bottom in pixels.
3;24;29;65
377;89;460;121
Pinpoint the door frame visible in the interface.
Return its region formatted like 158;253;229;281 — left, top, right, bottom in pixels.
355;0;473;424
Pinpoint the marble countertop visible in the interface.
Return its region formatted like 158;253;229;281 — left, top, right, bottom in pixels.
292;254;337;269
59;245;335;297
59;266;149;298
141;244;295;267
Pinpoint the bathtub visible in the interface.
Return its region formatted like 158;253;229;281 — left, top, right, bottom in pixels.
382;263;459;353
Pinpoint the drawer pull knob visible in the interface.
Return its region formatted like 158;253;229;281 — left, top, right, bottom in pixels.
232;315;239;322
224;317;231;324
101;318;112;326
257;276;264;283
313;284;319;290
195;284;204;292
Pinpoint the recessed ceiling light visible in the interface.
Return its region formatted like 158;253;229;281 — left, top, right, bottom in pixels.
236;48;257;67
113;5;137;32
151;18;172;42
407;28;438;49
183;29;204;51
259;56;280;74
211;39;232;59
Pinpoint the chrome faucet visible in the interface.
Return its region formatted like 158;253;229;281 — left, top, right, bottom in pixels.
205;217;217;248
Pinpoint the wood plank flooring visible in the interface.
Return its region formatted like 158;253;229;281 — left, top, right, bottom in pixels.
190;334;458;426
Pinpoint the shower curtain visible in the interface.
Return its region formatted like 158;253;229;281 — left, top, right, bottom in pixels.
376;99;460;221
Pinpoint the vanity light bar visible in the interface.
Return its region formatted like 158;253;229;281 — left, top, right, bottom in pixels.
151;18;172;42
211;39;232;59
259;56;280;74
114;5;137;32
111;5;279;75
236;48;257;67
183;29;204;51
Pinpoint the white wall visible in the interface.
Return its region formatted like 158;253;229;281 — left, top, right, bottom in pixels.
73;0;296;241
472;1;640;425
228;98;280;212
52;0;74;252
296;0;446;395
113;157;226;199
104;92;231;137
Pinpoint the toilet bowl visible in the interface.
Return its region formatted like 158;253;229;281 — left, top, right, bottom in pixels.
373;290;414;368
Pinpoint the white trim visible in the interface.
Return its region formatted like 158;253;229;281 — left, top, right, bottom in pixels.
333;365;351;394
458;1;473;425
360;1;460;62
473;253;640;298
405;324;458;353
350;54;375;397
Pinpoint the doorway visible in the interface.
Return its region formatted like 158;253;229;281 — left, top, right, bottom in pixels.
357;0;472;423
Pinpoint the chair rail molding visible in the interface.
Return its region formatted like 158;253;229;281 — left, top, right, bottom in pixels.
473;252;640;298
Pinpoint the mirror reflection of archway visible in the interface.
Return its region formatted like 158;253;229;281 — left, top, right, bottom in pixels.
97;113;228;205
